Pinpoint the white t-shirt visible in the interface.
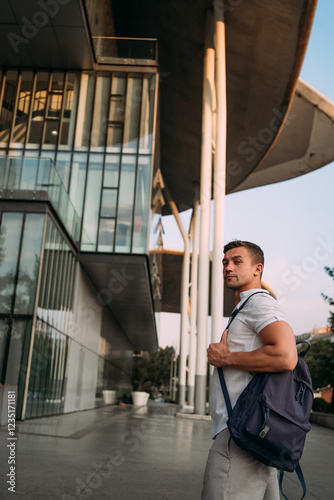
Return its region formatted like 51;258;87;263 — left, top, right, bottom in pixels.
210;288;286;438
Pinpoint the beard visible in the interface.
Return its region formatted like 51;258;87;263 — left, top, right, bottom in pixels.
224;276;240;289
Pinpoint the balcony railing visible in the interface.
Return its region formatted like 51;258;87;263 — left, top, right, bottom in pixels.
0;156;82;244
92;37;158;66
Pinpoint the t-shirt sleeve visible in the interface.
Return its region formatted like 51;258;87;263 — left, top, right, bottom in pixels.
244;293;286;334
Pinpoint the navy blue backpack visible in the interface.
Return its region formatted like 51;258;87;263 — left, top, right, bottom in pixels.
218;292;313;500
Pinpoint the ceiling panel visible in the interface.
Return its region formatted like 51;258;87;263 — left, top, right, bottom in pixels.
80;253;158;351
0;0;94;69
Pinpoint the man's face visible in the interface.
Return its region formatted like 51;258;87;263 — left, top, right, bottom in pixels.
222;247;262;292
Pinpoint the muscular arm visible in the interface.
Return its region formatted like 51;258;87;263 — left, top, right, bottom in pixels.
207;321;298;372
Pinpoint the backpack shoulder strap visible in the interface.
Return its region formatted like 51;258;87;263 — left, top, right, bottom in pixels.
218;290;271;417
226;290;270;329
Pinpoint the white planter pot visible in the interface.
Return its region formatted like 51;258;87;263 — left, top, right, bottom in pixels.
131;391;149;406
102;390;116;405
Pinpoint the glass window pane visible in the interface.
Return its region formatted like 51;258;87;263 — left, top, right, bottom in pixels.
44;120;59;146
59;247;70;328
103;154;119;187
14;214;45;314
36;157;52;186
55;152;71;190
0;156;11;189
98;219;115;252
74;73;95;150
26;321;44;417
13;71;34;145
55;240;65;315
37;216;52;316
36;324;51;416
46;73;64;119
41;222;57;317
0;157;8;187
109;95;125;122
28;72;49;145
0;320;10;381
7;157;23;189
139;75;156;154
40;150;56;163
91;74;110;150
106;124;122;152
5;320;27;386
123;76;142;153
25;320;69;418
115;155;136;252
47;230;61;326
133;156;152;253
101;189;117;217
69;153;88;216
21;157;39;189
81;154;103;250
0;71;18;147
111;74;126;95
0;213;23;313
67;254;76;311
60;73;79;148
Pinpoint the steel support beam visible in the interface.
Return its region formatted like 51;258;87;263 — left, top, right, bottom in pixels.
211;2;227;344
194;9;214;415
187;195;199;406
163;185;190;407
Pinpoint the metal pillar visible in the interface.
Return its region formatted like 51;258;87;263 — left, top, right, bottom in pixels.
211;2;227;343
194;9;215;415
163;185;190;407
187;195;199;406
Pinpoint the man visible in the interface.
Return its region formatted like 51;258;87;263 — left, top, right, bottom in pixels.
201;240;297;500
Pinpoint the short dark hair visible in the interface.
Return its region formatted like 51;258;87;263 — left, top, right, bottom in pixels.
223;240;264;267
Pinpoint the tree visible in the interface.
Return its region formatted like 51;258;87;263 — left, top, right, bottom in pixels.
321;266;334;329
303;339;334;412
131;346;176;399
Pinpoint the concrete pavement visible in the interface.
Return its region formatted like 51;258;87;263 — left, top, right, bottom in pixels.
0;402;333;499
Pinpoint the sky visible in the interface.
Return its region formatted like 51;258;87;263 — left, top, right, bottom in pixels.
156;0;334;350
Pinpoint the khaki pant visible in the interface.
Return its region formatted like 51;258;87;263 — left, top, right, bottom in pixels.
201;428;280;500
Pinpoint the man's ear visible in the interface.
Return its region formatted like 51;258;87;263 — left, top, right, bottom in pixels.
254;263;263;276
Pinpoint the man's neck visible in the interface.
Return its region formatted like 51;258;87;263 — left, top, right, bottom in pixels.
233;284;261;305
234;290;241;305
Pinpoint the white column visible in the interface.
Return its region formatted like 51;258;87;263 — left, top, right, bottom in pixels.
187;196;199;406
163;186;190;407
211;2;227;343
194;10;215;415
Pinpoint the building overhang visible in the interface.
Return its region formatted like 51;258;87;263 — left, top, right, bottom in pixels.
0;0;94;69
79;253;158;351
110;0;318;211
232;79;334;192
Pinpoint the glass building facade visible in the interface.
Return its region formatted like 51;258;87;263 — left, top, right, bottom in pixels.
0;63;158;419
0;69;157;253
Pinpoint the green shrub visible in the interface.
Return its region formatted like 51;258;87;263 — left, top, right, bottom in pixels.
312;397;330;413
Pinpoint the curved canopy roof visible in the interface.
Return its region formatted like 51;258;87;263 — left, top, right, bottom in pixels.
233;79;334;192
110;0;318;211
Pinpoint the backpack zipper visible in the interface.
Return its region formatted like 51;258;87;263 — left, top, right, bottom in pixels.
295;383;306;405
259;407;271;438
